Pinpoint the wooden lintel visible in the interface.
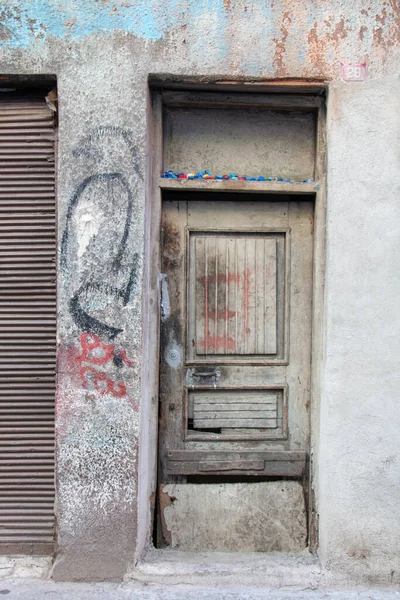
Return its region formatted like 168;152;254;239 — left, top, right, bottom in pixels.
159;179;317;195
161;90;323;110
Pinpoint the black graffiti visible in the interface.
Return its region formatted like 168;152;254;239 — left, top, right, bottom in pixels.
61;127;142;339
60;172;134;272
72;125;141;178
69;257;139;340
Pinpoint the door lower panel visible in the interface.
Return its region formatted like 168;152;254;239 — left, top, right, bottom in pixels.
160;482;307;552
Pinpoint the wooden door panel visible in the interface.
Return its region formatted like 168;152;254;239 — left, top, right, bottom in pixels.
189;233;279;359
159;197;313;481
187;388;286;440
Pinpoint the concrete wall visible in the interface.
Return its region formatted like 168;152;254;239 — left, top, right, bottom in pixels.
0;0;399;584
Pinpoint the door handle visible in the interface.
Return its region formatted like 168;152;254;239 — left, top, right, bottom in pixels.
187;368;221;386
192;370;221;378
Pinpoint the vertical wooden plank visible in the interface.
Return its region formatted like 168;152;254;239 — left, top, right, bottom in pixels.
227;237;236;355
159;199;188;488
245;237;256;354
213;237;218;354
216;237;227;354
206;237;217;354
236;237;246;354
265;239;277;355
224;237;229;354
195;236;205;355
255;237;265;354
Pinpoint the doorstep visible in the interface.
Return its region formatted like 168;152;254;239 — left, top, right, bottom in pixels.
128;548;326;589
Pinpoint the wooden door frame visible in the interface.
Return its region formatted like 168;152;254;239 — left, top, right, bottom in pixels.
138;84;327;559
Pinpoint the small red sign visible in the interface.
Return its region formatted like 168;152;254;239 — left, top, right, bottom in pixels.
340;62;367;81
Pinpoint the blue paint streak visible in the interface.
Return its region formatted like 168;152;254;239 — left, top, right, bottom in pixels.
0;0;210;48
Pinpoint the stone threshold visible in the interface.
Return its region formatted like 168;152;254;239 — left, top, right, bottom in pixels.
128;548;326;589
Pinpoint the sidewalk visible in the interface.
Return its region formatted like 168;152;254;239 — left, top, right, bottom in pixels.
0;579;399;600
0;553;398;600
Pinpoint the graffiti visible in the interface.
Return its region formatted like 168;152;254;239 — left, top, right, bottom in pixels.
69;258;139;340
59;126;142;404
79;332;134;367
78;333;134;398
60;126;142;340
61;172;133;272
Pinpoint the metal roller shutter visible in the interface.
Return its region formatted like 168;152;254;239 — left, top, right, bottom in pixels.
0;94;56;554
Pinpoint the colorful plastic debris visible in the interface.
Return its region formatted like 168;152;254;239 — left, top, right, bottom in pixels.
160;170;315;184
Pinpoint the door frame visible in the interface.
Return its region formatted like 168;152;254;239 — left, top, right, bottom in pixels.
138;84;327;559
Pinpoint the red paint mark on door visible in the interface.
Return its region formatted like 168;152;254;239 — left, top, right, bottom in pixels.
197;335;236;352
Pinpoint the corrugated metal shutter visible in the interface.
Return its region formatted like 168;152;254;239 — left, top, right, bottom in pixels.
0;94;56;554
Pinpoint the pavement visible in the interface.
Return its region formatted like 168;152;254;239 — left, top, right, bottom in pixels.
0;580;399;600
0;553;399;599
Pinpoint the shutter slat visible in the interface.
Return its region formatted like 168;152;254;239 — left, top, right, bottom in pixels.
0;96;56;553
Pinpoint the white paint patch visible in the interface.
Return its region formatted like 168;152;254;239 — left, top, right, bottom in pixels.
159;273;171;321
75;200;104;258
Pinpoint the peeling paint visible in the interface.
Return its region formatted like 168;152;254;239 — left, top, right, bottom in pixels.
272;10;291;77
0;0;398;77
159;273;171;321
75;204;103;259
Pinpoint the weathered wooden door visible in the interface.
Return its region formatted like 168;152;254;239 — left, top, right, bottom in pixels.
158;195;313;550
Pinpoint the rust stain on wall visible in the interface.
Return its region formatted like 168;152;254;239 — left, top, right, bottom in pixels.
368;2;400;56
267;2;400;78
376;7;388;26
358;25;368;41
272;11;292;78
330;18;349;43
306;23;330;75
389;0;400;32
373;26;384;47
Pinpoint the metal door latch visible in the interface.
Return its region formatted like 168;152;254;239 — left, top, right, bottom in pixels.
186;368;221;387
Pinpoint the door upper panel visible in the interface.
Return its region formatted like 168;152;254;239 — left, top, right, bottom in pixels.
187;230;287;363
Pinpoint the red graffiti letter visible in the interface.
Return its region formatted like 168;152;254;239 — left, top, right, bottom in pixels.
78;333;114;365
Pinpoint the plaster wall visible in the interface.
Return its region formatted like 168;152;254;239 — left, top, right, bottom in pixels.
0;0;399;584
